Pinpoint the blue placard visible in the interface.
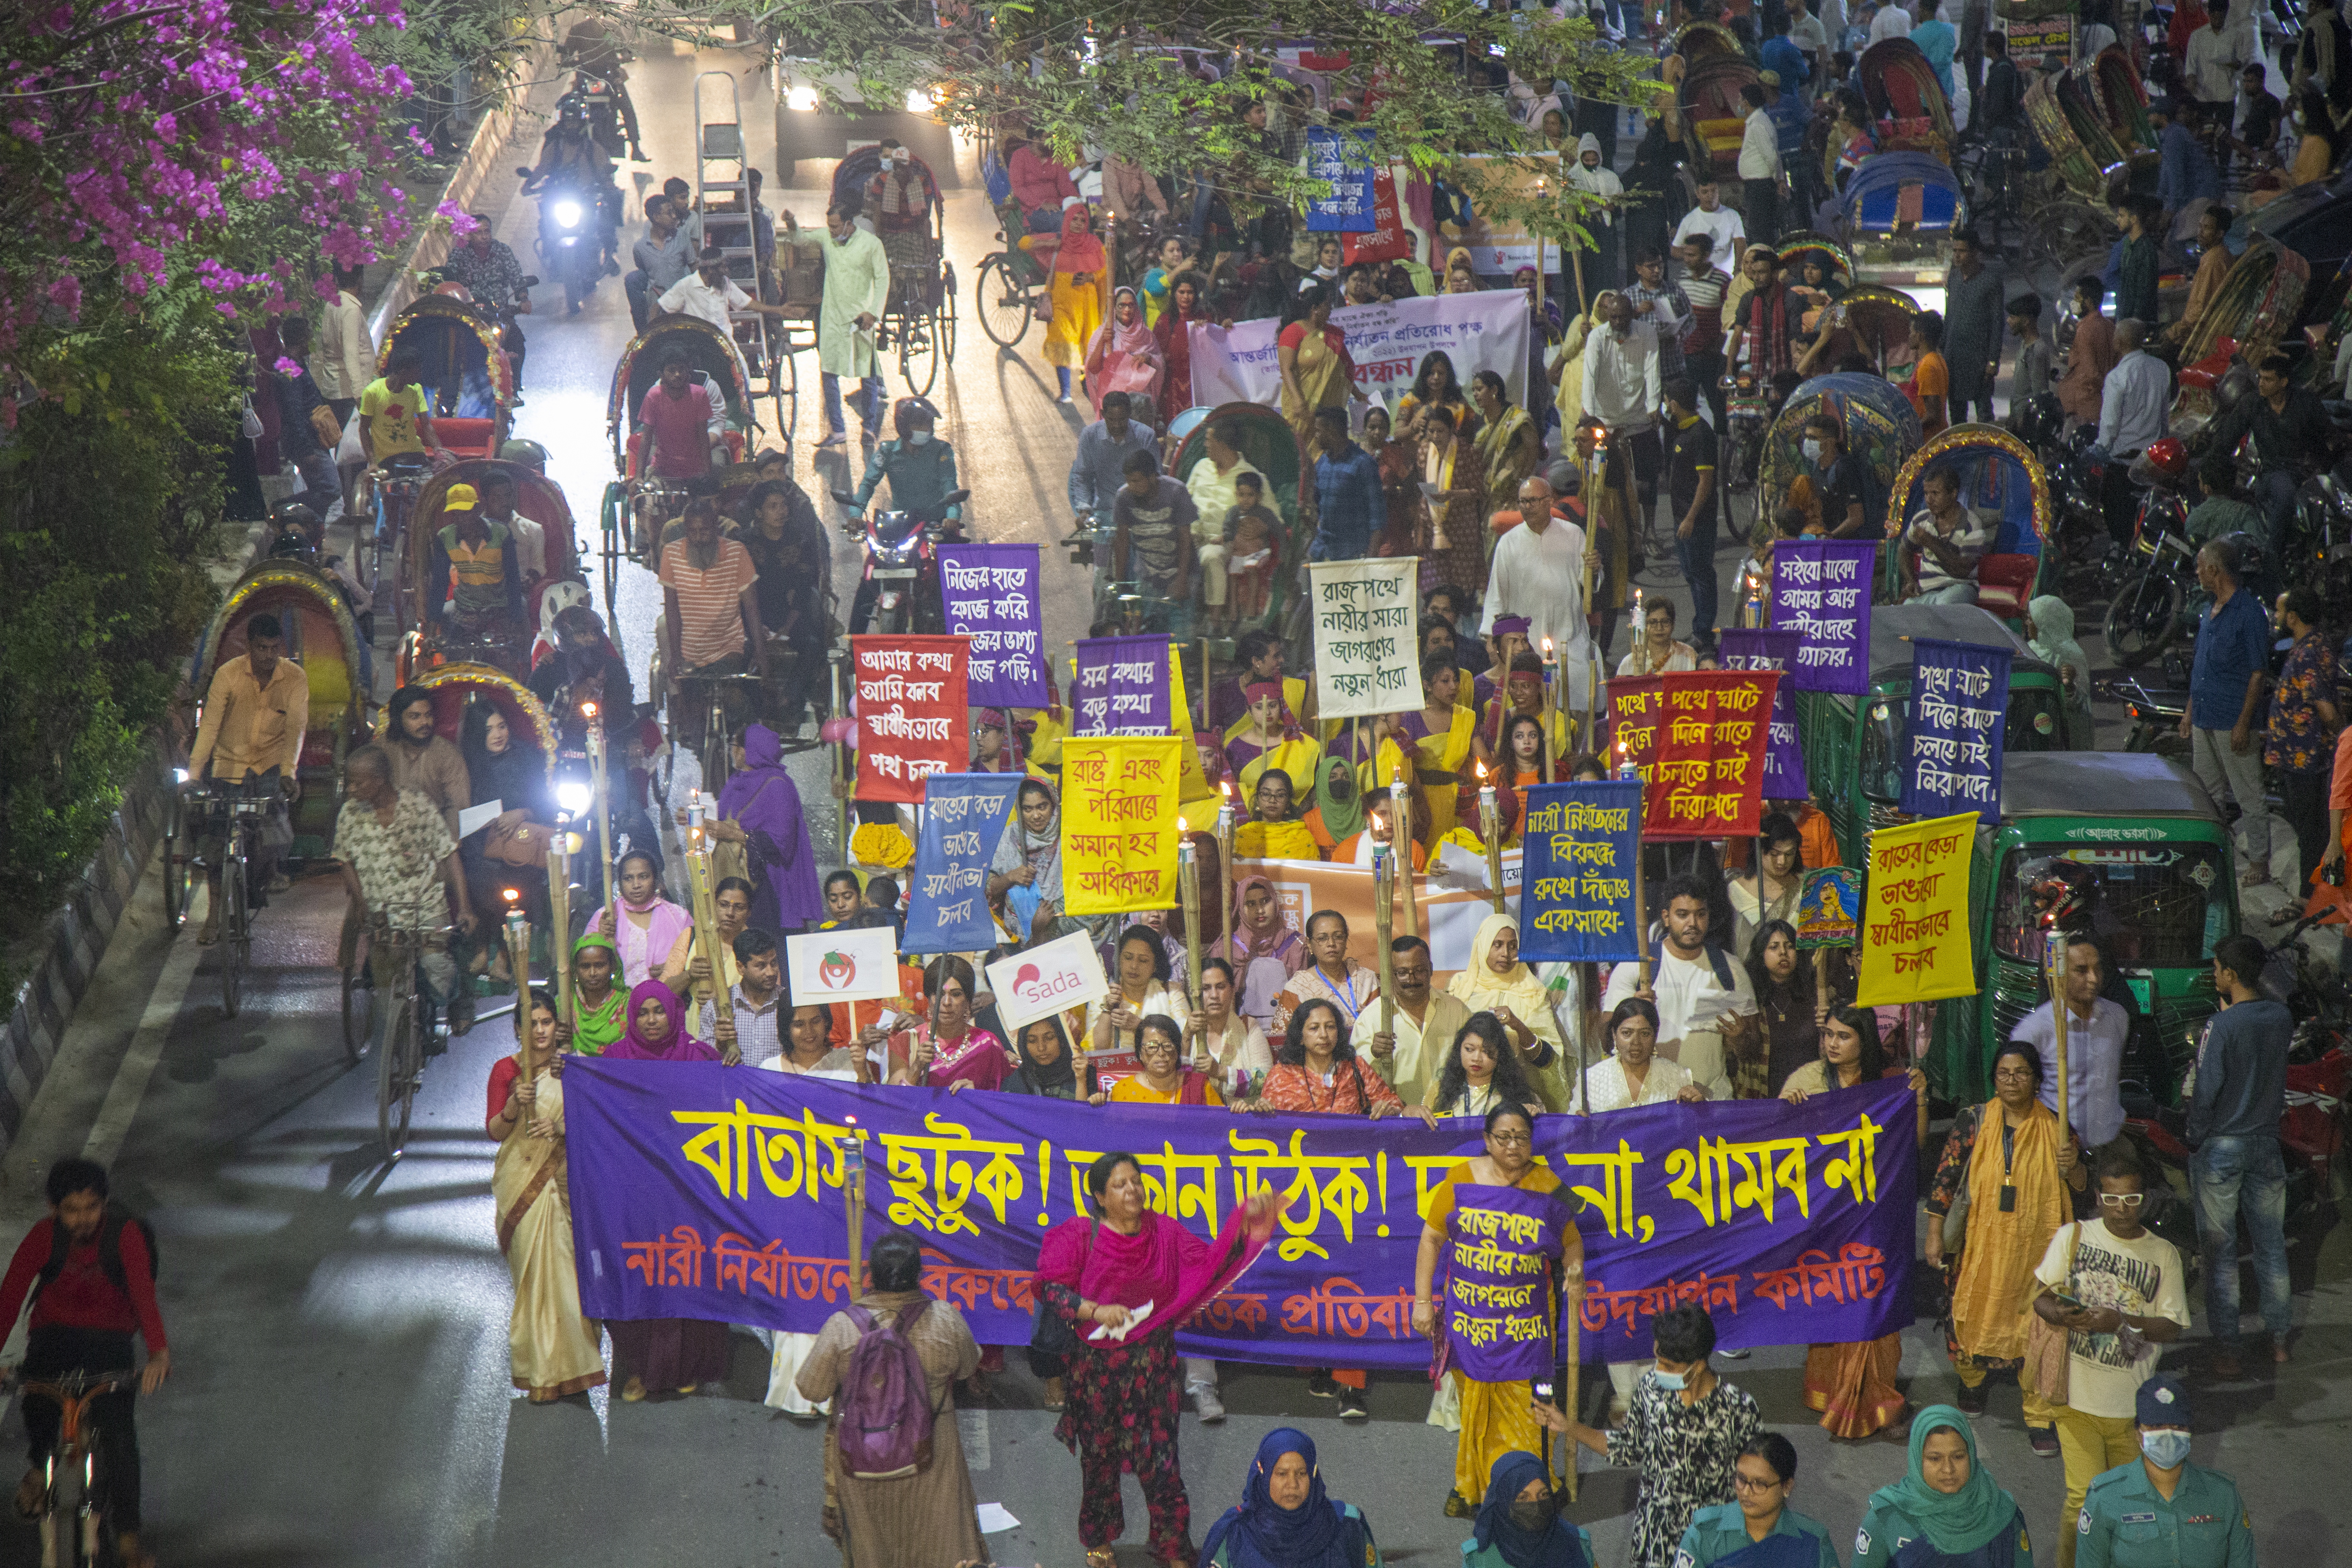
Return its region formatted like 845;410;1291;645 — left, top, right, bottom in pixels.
1305;127;1377;232
1900;637;2011;818
901;774;1024;953
1518;780;1643;962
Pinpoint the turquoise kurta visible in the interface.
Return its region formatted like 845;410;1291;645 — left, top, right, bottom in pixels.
1679;1503;1844;1568
2076;1461;2254;1568
818;226;891;378
1464;1522;1596;1568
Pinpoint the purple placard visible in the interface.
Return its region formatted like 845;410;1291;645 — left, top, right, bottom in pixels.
1718;628;1809;798
1444;1183;1572;1382
1770;539;1876;696
561;1064;1918;1366
1073;635;1171;736
937;543;1047;708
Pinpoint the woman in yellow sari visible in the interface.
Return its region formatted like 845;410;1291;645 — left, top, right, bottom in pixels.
1469;370;1538;527
1413;1102;1578;1518
1277;282;1359;449
486;987;607;1402
1394;653;1486;842
1446;912;1567;1109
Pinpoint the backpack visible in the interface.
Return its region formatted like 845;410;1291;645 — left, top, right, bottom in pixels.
37;1211;158;1302
835;1300;941;1481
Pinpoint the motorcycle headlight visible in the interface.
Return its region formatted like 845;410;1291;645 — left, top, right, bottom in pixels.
557;780;592;814
554;200;584;229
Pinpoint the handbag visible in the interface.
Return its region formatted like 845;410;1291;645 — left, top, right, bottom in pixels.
1029;1219;1097;1358
710;777;774;886
2022;1220;2078;1405
483;818;560;867
309;402;343;450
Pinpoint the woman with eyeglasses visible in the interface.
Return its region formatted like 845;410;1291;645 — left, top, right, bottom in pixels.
1671;1433;1838;1568
1923;1040;2073;1457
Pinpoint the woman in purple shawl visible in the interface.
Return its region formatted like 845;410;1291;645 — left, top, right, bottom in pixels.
602;979;730;1397
709;724;822;932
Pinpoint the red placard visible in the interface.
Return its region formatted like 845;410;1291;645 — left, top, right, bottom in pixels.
1606;675;1663;784
1343;169;1409;264
1644;671;1779;841
851;635;969;804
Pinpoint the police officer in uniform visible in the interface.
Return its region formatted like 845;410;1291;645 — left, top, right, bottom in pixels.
1676;1433;1842;1568
2076;1375;2256;1568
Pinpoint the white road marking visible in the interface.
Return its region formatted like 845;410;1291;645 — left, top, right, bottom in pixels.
81;922;206;1169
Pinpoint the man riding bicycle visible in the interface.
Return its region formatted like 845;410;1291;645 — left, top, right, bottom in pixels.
334;743;481;1038
660;499;768;760
0;1159;168;1568
845;397;962;632
439;216;536;399
185;611;307;946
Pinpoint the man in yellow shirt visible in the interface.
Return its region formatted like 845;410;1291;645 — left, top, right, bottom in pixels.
185;613;310;944
357;350;443;464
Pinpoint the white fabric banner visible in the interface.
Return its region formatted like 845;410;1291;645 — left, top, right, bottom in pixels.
1186;292;1533;421
1306;558;1425;720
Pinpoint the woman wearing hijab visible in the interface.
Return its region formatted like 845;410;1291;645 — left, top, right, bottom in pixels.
592;847;695;991
1200;1429;1383;1568
1023;203;1107;403
1035;1153;1278;1568
1003;1014;1085;1098
989;779;1076;941
707;723;820;933
2026;597;2094;738
457;702;553;970
486;987;606;1402
1153;273;1209;426
1853;1409;2035;1568
601;979;730;1399
1465;1451;1592;1568
1217;873;1308;1030
567;933;629;1055
1446;913;1567;1109
1084;286;1166;417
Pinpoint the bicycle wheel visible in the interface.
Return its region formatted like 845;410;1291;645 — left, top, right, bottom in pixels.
940;264;958;359
902;305;940;397
974;257;1032;348
160;795;188;932
219;851;247;1018
342;924;376;1065
1722;435;1760;544
379;976;419;1157
700;696;733;796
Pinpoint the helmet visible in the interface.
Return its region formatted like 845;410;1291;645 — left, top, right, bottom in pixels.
268;504;319;560
499;438;550;472
893;396;940;441
2145;437;2189;483
555;90;592;130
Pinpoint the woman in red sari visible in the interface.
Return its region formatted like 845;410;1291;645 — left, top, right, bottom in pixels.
1035;1154;1278;1568
1367;403;1421;557
1153;273;1209;426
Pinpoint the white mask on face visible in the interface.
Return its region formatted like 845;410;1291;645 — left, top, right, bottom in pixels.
909;430;933;446
1802;438;1824;463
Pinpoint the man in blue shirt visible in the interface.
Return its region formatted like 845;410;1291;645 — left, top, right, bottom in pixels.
2188;935;2294;1377
2179;538;2274;884
1309;407;1384;561
2152;100;2225;223
1067;390;1156;539
1761;16;1813;91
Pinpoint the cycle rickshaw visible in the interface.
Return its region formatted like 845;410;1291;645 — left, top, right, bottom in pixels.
1750;370;1922;607
1673;21;1760;194
1858;38;1954;160
2171;236;2310;438
1837;151;1966;292
377;294;516;451
170;561;370;1012
2011;71;2137;271
599;314;762;611
834;144;955;396
1882;423;2056;617
394;456;588;678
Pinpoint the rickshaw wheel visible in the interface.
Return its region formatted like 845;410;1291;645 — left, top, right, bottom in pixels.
160;796;188;933
779;352;798;444
1721;468;1759;545
2034;201;2115;270
902;307;940;398
975;257;1032;348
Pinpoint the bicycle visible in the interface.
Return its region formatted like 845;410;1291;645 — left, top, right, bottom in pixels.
1718;370;1773;547
350;909;455;1158
365;452;437;620
16;1369;136;1568
657;668;767;807
163;773;279;1017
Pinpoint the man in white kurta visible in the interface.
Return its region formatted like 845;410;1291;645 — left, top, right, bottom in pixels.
1480;473;1594;715
818;202;891;448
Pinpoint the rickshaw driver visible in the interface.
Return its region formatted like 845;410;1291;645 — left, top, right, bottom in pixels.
439;216;535;398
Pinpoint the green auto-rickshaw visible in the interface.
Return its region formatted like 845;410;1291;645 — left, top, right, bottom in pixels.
1926;750;2238;1108
1795;602;2085;869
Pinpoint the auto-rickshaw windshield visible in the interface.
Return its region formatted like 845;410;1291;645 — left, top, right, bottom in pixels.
1992;844;2232;970
1860;687;2069;802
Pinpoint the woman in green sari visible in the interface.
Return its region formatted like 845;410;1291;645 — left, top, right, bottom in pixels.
567;933;627;1055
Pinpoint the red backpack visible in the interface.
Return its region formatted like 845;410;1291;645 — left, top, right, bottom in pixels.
835;1300;941;1481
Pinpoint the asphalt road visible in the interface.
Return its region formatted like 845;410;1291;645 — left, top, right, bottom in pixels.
1;27;2348;1568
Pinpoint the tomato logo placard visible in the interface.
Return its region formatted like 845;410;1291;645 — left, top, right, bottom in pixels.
784;927;901;1004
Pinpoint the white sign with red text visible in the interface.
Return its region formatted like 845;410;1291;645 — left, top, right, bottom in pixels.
984;927;1109;1034
1187;290;1531;417
785;927;904;1006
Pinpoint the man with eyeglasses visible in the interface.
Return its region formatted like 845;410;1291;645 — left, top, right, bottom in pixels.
2008;932;2126;1211
1673;1432;1838;1568
2032;1148;2191;1568
2188;933;2294;1379
1354;935;1470;1109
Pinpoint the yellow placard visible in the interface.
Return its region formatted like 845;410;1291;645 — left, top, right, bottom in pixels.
1853;812;1980;1007
1174;654;1216;803
1060;736;1185;915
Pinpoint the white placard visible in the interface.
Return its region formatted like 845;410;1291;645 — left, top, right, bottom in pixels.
983;927;1109;1034
457;799;502;839
784;927;904;1005
1306;558;1424;721
1185;290;1533;412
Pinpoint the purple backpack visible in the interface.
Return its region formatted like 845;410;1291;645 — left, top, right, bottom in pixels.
835;1300;940;1480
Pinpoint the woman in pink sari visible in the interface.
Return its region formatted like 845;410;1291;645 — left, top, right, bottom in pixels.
889;955;1011;1090
1152;273;1209;427
1083;286;1165;419
601;980;730;1400
1035;1154;1278;1568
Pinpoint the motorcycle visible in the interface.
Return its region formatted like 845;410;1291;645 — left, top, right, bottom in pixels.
571;67;631;161
557;24;642;162
833;487;973;635
514;164;612;314
2098;676;2192;758
2018;400;2122;601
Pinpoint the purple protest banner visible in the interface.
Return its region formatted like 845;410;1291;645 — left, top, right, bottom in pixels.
1771;539;1876;696
1718;629;1809;798
562;1063;1917;1366
937;543;1047;708
1073;635;1171;736
1443;1183;1573;1383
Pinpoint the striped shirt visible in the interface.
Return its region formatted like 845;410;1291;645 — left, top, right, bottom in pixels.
1677;265;1733;356
659;537;758;667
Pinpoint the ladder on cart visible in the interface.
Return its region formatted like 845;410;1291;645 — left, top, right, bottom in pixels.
692;71;782;429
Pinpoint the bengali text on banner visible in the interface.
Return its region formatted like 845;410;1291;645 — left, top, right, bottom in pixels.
1307;558;1424;721
1644;671;1777;841
1606;676;1664;782
1059;735;1185;915
1518;781;1643;963
851;635;968;805
1717;628;1808;797
1073;635;1172;737
1771;540;1876;696
935;543;1047;708
563;1063;1918;1367
1901;638;2011;819
901;775;1024;954
1855;812;1980;1006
